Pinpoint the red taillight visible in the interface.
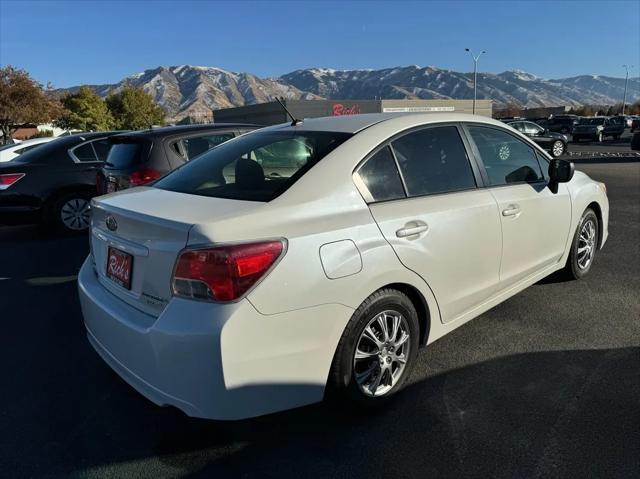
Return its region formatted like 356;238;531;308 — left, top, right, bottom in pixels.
172;240;285;302
0;173;25;190
129;168;162;186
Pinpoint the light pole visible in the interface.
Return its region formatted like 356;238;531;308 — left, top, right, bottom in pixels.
622;64;633;116
465;48;486;115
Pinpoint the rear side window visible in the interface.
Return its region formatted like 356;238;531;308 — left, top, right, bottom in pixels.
71;142;98;162
356;146;405;202
391;126;476;196
173;133;236;160
155;130;351;201
467;126;544;185
106;142;146;168
92;139;112;162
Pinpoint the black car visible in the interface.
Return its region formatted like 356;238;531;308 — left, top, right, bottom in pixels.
0;131;122;232
546;116;580;134
507;120;568;157
98;124;260;194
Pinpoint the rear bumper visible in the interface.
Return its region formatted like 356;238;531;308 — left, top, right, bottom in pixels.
78;257;353;420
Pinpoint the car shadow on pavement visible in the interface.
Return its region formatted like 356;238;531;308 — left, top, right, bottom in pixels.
4;337;636;478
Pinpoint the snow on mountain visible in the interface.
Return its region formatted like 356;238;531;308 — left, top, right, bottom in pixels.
55;65;640;121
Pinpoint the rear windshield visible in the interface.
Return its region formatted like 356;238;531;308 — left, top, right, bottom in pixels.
154;130;352;201
106;141;147;168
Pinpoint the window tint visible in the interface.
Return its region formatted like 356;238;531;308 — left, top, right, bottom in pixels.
509;122;525;132
155;130;351;202
92;139;112;161
357;146;405;202
390;126;476;196
467;126;544;185
176;133;236;160
106;142;145;168
72;142;98;162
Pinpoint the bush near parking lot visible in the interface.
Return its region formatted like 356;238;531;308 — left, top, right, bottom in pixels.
106;85;165;130
0;66;62;144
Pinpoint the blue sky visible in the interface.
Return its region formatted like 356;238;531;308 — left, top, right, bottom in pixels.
1;0;638;87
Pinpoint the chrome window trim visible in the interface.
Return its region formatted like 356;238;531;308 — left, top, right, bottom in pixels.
68;137;110;164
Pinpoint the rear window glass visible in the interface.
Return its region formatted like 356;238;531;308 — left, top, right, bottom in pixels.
154;130;352;201
106;142;146;168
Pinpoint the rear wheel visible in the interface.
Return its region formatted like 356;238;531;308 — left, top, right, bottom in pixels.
47;192;92;233
329;289;419;405
564;208;599;279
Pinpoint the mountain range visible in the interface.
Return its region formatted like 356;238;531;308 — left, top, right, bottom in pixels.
56;65;640;121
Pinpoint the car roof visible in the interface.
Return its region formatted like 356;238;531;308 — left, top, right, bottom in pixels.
266;112;509;134
110;123;261;139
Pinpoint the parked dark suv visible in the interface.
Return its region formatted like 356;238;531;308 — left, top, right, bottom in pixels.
98;124;260;194
546;116;580;135
0;131;122;232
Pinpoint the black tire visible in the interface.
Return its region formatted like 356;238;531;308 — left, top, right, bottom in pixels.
551;140;565;157
328;288;420;406
563;208;599;280
45;191;92;234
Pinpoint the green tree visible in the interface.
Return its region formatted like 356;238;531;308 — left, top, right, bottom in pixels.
0;66;62;144
106;85;165;130
57;86;114;131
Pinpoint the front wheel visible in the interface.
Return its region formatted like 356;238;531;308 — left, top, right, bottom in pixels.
551;140;565;157
564;208;599;279
328;289;419;405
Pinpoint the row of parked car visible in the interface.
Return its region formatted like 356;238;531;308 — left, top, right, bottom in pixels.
1;113;638;234
500;114;639;143
0;124;258;232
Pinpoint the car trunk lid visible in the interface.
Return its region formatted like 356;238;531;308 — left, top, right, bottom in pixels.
90;187;260;316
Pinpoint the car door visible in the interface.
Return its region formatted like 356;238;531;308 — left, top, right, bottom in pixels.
463;124;572;288
68;138;109;185
355;125;502;323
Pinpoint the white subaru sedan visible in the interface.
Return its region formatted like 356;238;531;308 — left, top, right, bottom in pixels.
79;113;609;420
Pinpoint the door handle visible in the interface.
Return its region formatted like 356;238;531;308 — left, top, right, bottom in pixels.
502;204;521;217
396;221;429;238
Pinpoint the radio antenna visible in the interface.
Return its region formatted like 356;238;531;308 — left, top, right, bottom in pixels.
275;97;303;126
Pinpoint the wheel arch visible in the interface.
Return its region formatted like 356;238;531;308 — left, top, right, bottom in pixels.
378;282;431;346
44;183;96;207
586;201;604;249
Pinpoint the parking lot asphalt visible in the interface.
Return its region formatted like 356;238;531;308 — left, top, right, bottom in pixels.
1;160;639;479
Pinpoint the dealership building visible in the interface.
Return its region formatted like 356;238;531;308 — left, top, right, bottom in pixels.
212;99;493;125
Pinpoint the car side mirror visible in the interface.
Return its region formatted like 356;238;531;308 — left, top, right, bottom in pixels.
548;158;574;193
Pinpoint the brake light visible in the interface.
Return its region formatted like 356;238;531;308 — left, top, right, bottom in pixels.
172;240;285;302
129;168;161;186
0;173;25;190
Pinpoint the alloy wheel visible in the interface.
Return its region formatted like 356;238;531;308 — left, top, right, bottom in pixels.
353;310;410;397
577;219;596;270
60;198;91;231
552;141;564;157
